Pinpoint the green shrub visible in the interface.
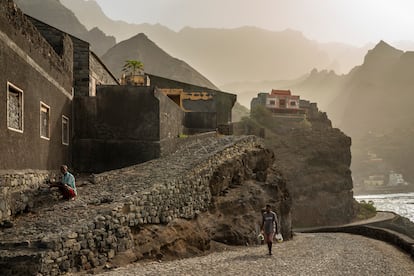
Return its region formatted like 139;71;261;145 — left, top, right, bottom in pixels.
356;200;377;220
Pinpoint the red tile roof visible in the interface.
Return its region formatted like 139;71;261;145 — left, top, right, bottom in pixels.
271;89;291;96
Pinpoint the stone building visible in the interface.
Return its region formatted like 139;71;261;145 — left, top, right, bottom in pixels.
74;85;184;172
251;89;306;116
149;74;236;134
0;0;74;221
25;15;119;98
23;18;236;172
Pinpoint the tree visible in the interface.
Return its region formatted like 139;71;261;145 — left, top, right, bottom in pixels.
122;60;144;75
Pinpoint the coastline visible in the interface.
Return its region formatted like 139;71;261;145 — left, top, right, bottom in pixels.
354;192;414;223
353;186;414;196
296;211;414;259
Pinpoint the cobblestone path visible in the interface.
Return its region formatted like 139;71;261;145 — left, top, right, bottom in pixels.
96;233;414;276
0;135;242;243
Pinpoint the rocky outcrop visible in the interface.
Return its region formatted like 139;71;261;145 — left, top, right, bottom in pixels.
0;135;291;275
269;103;355;227
237;102;355;227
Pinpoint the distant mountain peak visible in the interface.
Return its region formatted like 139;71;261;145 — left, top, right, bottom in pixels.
373;40;399;52
368;40;403;57
102;32;218;90
362;40;404;67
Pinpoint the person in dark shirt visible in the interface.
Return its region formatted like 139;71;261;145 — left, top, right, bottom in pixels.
261;204;279;255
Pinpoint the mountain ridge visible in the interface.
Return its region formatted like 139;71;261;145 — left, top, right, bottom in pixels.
60;0;369;85
101;33;218;89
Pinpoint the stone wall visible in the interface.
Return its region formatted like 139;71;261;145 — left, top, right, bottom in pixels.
28;15;93;96
184;112;217;134
27;16;111;98
0;170;59;222
0;136;286;275
73;86;185;173
72;37;90;97
89;52;118;96
1;2;73;88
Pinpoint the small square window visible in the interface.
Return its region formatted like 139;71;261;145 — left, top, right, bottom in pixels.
40;102;50;140
269;100;275;105
7;82;23;132
290;101;296;106
62;115;69;145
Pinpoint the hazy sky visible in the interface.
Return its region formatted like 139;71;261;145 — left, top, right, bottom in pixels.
93;0;414;47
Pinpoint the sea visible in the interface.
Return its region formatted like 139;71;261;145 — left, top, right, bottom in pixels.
355;192;414;222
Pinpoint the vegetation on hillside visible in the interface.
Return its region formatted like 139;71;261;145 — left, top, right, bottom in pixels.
354;200;377;220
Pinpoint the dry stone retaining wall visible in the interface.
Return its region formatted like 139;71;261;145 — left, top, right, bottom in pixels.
0;136;274;275
0;170;59;222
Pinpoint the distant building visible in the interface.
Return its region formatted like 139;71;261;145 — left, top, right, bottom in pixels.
363;175;385;186
251;89;306;116
388;171;408;186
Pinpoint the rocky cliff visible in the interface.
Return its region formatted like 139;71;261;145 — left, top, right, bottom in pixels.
237;103;355;227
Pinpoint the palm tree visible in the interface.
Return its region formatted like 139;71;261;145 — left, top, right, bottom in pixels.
122;60;144;75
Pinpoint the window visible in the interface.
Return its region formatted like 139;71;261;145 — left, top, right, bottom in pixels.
279;99;286;106
290;101;297;106
62;115;69;145
40;102;50;140
90;77;96;97
269;100;276;105
7;82;23;132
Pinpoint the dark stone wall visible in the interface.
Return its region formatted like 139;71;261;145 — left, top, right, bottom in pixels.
182;97;215;112
156;89;184;141
215;91;236;125
27;16;91;97
0;0;73;170
184;112;217;134
27;16;116;98
71;37;90;97
74;86;184;173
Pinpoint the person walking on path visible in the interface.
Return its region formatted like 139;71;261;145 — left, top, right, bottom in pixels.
49;165;77;200
261;204;279;255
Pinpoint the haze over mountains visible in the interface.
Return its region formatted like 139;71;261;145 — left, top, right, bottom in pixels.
60;0;371;85
101;33;218;89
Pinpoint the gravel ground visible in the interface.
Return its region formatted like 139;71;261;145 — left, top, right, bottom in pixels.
95;233;414;276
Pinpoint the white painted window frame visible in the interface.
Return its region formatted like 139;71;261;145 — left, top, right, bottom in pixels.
6;81;24;133
62;115;69;146
40;101;50;140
